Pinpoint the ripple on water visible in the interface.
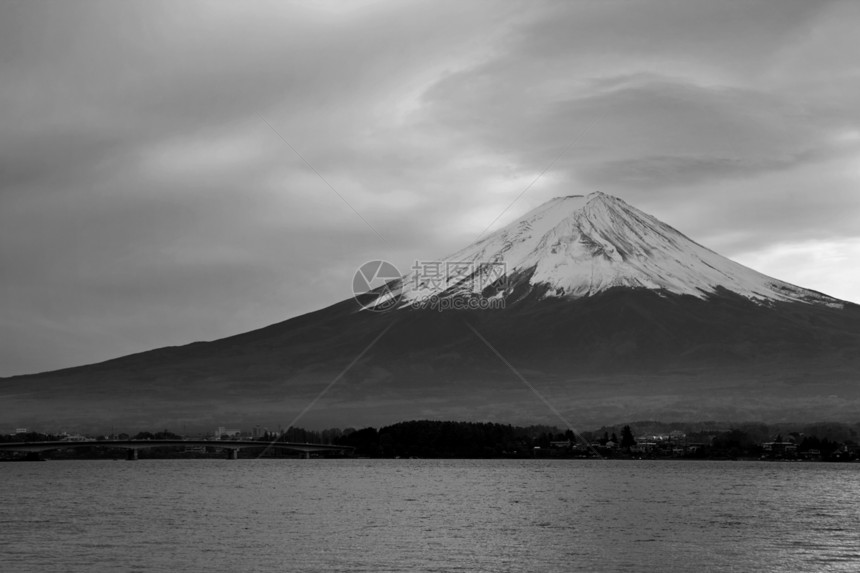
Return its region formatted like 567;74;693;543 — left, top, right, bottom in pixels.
1;459;859;573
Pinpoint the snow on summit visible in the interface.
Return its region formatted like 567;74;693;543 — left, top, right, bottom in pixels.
394;192;842;308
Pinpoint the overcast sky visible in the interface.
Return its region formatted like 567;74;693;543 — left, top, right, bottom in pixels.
2;0;859;376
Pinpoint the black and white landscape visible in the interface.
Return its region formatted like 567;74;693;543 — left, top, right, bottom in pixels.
3;4;860;572
3;192;859;431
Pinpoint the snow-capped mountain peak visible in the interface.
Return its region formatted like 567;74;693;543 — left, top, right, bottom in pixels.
392;191;840;308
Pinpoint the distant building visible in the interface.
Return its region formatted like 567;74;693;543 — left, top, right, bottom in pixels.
799;448;821;460
252;426;269;439
215;427;241;439
632;442;658;453
762;441;797;455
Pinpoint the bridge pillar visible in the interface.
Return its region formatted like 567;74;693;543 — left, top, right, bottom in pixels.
303;451;310;459
227;449;239;460
126;448;138;461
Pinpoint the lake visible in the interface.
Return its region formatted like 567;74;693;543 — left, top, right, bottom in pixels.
1;459;859;572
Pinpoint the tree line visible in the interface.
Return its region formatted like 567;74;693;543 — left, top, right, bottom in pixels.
4;420;858;460
331;420;578;458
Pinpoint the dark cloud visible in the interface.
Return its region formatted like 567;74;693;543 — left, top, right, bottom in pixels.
422;66;852;187
580;149;829;190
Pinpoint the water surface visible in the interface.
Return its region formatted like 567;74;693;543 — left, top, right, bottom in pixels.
2;459;859;572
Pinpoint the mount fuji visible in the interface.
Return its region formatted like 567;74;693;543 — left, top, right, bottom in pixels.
377;192;841;309
3;192;860;432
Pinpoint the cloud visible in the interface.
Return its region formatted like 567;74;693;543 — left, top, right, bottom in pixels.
421;62;855;189
581;150;825;191
734;238;860;303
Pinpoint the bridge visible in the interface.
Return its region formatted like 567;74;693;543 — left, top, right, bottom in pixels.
0;439;354;460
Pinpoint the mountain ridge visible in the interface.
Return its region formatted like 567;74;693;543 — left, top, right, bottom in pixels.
3;193;859;432
388;192;843;309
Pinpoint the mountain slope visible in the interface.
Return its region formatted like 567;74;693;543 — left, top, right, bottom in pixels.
392;192;840;307
3;193;859;432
